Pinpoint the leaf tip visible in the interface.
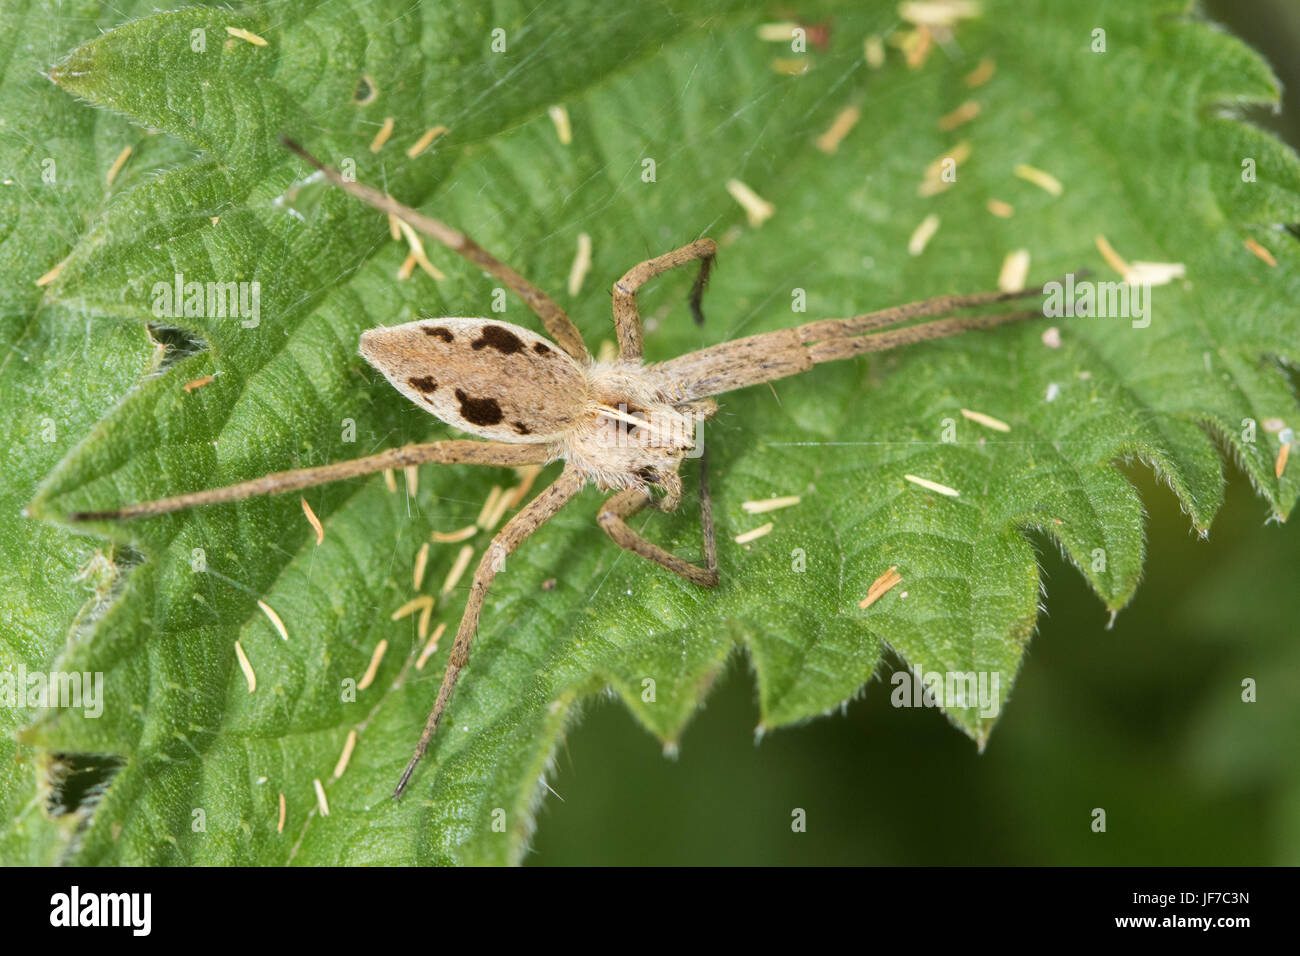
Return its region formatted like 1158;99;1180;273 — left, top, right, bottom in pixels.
46;42;99;97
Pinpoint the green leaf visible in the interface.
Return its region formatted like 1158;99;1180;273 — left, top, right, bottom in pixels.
0;0;202;864
5;0;1298;864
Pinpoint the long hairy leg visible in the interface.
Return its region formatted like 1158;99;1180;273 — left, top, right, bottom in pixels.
612;238;717;361
282;138;590;363
652;274;1080;401
793;279;1061;342
394;465;586;798
596;468;719;588
69;441;551;521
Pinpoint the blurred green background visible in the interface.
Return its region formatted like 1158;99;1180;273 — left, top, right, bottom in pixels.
528;1;1300;865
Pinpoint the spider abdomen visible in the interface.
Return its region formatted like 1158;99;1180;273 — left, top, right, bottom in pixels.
360;318;589;442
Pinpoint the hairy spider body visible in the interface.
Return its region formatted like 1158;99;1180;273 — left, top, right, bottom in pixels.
362;317;708;502
68;139;1055;797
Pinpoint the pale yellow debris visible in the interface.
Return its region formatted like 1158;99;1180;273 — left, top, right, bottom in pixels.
277;792;286;833
442;545;475;594
742;495;802;515
234;640;256;692
413;542;431;590
899;1;983;26
1094;235;1131;278
396;252;418;280
505;464;544;509
858;565;902;609
476;486;504;529
938;100;980;131
998;248;1030;293
903;26;933;69
904;473;960;497
418;599;433;640
416;622;447;670
771;58;810;75
734;522;774;544
1126;261;1186;286
919;140;971;196
258;599;289;640
815;106;861;154
548;105;572;145
312;778;330;816
34;256;68;287
301;497;324;545
332;730;358;779
964;57;995;87
757;22;799;41
908;214;941;256
864;34;886;68
1014;163;1063;196
960;407;1011;432
105;145;132;186
1244;237;1277;267
431;525;477;543
225;26;268;46
390;594;434;622
483;485;515;532
726;178;776;227
183;374;215;393
986;198;1014;218
357;638;388;691
406;125;448;158
1277;442;1290;479
567;232;593;296
369;116;395;153
383;468;398;493
404;464;419;496
396;218;446;280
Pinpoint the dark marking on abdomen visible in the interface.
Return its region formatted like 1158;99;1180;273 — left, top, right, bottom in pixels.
455;388;504;426
512;421;532;435
472;325;525;354
423;326;454;342
533;342;552;355
408;375;438;392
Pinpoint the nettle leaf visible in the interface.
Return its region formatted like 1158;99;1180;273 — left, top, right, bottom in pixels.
0;0;204;863
6;0;1297;864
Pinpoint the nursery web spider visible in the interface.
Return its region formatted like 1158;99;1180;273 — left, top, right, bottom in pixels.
71;138;1054;797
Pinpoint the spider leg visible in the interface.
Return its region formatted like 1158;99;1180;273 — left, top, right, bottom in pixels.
795;277;1069;342
653;271;1084;402
394;465;585;798
68;440;551;521
803;308;1043;365
596;460;719;589
696;445;718;577
612;238;717;362
282;138;589;363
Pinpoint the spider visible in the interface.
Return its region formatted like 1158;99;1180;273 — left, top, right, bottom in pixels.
70;138;1054;797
